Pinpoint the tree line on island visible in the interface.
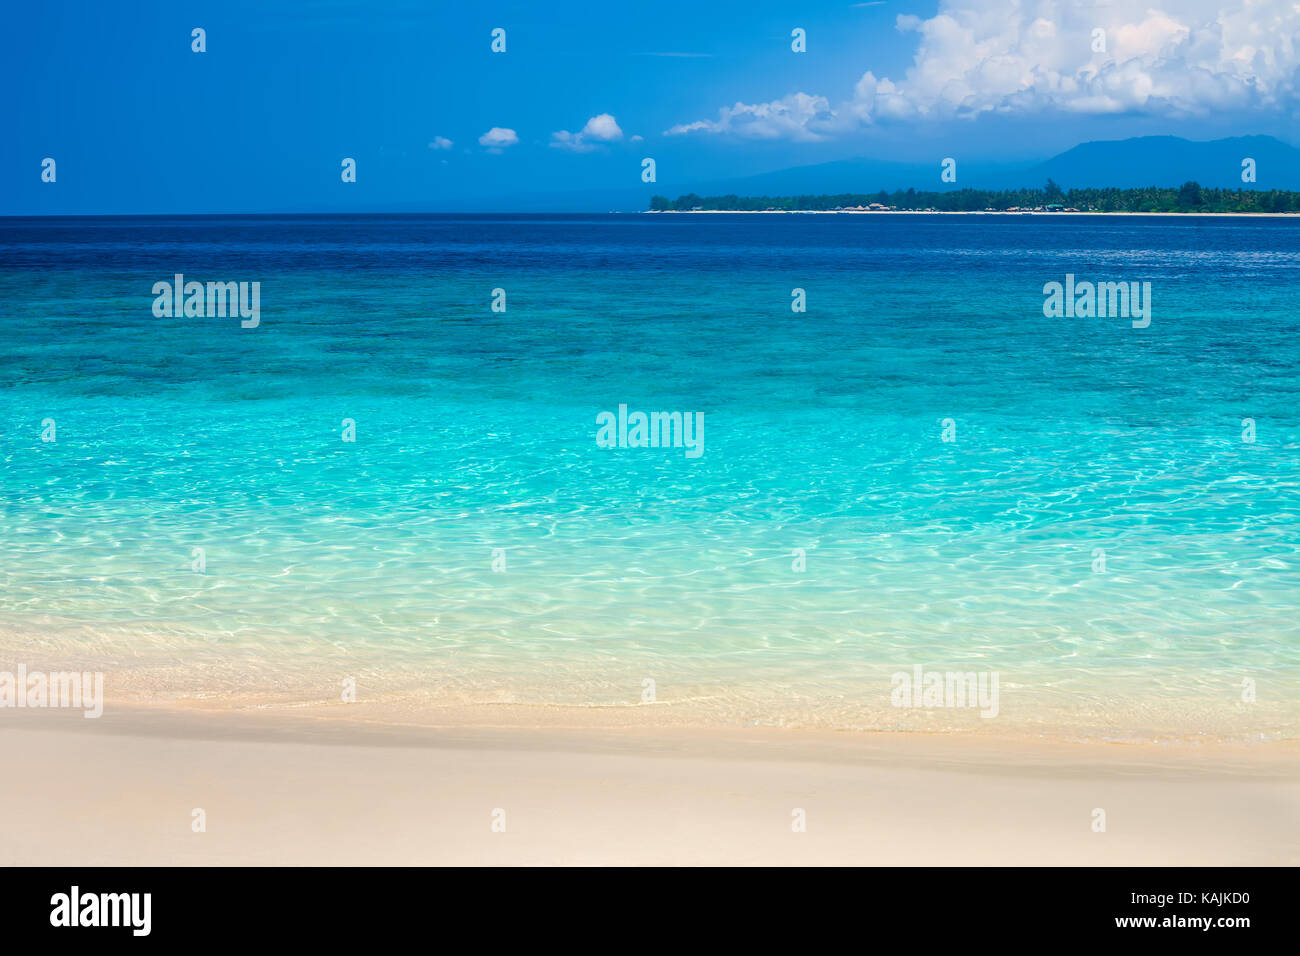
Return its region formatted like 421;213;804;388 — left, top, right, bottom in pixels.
648;181;1300;213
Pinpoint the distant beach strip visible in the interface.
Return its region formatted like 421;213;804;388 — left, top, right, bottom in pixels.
649;183;1300;214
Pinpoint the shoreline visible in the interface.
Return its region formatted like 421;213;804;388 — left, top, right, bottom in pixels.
14;699;1300;766
3;703;1296;865
4;665;1295;748
1;637;1294;747
646;209;1300;217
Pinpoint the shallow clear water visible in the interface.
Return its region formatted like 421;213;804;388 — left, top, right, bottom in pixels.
1;214;1297;737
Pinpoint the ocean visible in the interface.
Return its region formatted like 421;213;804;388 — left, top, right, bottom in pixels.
1;213;1297;739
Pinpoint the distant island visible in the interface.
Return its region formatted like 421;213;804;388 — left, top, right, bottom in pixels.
649;181;1300;214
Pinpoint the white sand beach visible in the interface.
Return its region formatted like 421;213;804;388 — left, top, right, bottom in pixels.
2;703;1295;866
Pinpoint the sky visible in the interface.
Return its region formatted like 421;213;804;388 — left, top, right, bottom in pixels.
4;0;1300;213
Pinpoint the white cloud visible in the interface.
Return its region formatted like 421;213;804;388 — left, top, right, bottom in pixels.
550;113;625;151
664;93;837;141
667;0;1300;139
428;136;454;150
478;127;519;152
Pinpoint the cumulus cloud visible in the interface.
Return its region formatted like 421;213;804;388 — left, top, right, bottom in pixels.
478;127;519;152
550;113;625;151
664;93;837;140
667;0;1300;139
428;136;453;150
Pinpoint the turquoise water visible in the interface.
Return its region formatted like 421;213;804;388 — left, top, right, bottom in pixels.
1;214;1297;736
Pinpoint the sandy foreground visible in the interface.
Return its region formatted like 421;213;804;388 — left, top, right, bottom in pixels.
1;703;1295;866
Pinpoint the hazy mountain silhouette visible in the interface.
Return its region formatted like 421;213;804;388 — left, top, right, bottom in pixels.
1019;135;1299;189
673;135;1300;198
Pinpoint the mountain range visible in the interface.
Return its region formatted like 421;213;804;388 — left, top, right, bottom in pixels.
680;135;1300;199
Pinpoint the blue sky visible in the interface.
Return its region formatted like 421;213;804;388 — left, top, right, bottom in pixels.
4;0;1299;213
